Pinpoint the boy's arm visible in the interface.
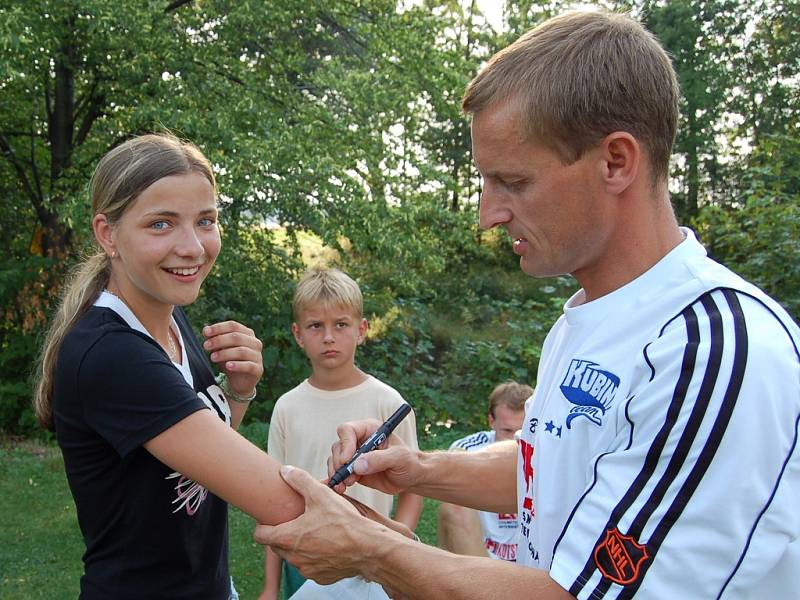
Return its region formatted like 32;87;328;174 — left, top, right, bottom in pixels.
393;491;423;530
258;547;282;600
266;404;286;463
259;412;286;600
229;401;248;430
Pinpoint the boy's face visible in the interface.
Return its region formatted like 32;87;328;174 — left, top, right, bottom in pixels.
488;404;525;442
292;303;367;373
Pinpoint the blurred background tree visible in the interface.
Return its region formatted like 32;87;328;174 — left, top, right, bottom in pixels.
1;0;797;437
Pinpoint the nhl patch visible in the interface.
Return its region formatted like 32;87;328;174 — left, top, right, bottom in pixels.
594;528;649;585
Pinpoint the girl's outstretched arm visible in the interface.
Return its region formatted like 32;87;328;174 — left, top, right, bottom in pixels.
145;409;304;525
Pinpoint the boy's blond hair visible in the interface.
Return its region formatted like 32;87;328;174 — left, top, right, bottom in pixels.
488;381;533;418
293;268;363;320
462;10;679;184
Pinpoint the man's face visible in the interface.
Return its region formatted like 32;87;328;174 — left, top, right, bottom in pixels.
489;404;525;442
472;102;614;284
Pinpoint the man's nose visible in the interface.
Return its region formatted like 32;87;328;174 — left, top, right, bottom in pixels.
478;183;511;230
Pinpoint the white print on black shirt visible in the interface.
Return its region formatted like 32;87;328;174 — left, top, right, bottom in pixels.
166;384;231;515
167;472;209;515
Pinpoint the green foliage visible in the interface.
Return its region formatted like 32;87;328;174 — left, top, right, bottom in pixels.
697;134;800;319
644;0;749;221
0;255;54;436
358;266;569;434
186;225;308;421
0;0;500;433
2;1;799;437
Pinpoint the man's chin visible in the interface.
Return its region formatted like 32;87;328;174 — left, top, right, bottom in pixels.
519;258;562;280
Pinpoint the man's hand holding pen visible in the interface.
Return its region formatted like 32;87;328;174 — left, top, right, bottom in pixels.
327;418;422;496
254;409;422;591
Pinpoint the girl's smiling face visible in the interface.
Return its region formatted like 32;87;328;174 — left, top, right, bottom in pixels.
97;172;220;316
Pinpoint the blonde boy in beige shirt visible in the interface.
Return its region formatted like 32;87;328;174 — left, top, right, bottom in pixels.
258;268;422;600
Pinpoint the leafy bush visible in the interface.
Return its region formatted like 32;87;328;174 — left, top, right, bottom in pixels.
697;133;800;320
0;255;59;436
359;290;565;436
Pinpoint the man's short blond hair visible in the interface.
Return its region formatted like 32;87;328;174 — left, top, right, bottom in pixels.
462;10;679;183
293;268;363;320
488;381;533;417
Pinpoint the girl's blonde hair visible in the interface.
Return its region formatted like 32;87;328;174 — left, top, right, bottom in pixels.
34;133;215;430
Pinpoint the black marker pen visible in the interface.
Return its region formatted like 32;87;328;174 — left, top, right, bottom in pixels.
328;403;412;488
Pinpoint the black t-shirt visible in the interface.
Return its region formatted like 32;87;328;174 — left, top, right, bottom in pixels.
54;306;230;599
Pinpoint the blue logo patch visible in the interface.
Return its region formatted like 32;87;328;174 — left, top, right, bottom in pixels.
560;359;619;428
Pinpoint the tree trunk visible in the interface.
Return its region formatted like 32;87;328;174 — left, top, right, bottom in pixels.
42;16;78;259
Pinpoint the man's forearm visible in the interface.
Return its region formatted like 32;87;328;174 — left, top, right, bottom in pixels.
409;443;517;513
359;529;572;600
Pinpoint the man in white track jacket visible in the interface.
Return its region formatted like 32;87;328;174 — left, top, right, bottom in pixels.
256;10;800;599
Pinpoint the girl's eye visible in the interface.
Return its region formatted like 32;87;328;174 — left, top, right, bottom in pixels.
151;221;170;230
199;217;216;227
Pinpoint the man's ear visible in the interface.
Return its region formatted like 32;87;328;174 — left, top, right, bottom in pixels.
357;318;368;345
600;132;641;195
92;213;115;257
291;322;304;348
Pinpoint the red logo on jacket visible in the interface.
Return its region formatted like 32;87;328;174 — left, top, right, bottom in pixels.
519;439;535;513
594;528;649;585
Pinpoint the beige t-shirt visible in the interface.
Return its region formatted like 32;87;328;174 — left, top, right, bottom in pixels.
268;375;419;518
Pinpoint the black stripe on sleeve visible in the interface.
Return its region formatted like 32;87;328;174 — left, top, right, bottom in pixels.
589;292;726;598
614;289;748;599
568;303;702;596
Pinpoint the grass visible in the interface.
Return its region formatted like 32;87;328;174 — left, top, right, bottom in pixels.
1;439;83;599
0;421;457;600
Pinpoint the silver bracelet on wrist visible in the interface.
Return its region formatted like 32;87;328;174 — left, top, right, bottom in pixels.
215;373;257;404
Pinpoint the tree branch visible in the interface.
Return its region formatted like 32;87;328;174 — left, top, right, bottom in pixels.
192;58;247;87
0;130;45;137
74;93;105;147
29;119;44;203
164;0;193;13
0;134;45;220
43;72;53;125
190;57;288;109
319;11;369;52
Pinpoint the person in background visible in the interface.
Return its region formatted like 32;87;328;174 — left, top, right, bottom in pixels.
255;10;800;599
34;133;304;600
258;268;422;600
437;381;532;562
